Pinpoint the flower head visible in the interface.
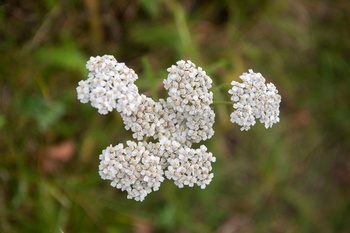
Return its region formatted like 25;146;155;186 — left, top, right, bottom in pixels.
229;69;281;130
77;55;281;201
77;55;140;115
164;145;215;189
78;55;217;201
99;142;164;201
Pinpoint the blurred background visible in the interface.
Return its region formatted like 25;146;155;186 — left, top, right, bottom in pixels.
1;0;350;232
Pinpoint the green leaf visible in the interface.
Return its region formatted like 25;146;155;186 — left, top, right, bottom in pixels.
34;46;87;75
16;95;65;132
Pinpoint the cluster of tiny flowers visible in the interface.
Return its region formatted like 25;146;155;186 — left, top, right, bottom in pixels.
99;141;164;201
77;55;281;201
77;55;141;115
228;69;281;131
164;144;216;189
77;55;216;201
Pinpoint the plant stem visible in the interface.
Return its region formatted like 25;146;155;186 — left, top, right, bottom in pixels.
212;101;234;105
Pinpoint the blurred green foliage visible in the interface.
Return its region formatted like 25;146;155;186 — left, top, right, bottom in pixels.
1;0;350;232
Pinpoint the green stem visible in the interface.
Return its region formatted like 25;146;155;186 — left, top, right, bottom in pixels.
212;101;234;105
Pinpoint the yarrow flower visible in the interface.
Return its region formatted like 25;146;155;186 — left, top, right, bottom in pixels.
77;55;140;115
99;141;164;201
77;55;216;201
228;69;281;131
76;55;281;201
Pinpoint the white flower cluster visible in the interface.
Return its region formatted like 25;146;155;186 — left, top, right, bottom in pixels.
77;55;140;115
77;56;282;201
99;141;164;202
77;55;216;201
164;143;216;189
228;69;281;131
98;138;216;201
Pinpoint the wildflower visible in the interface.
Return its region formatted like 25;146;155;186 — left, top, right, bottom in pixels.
77;55;281;201
77;55;140;115
163;60;215;144
99;142;164;202
77;55;217;201
228;69;281;130
164;145;216;189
